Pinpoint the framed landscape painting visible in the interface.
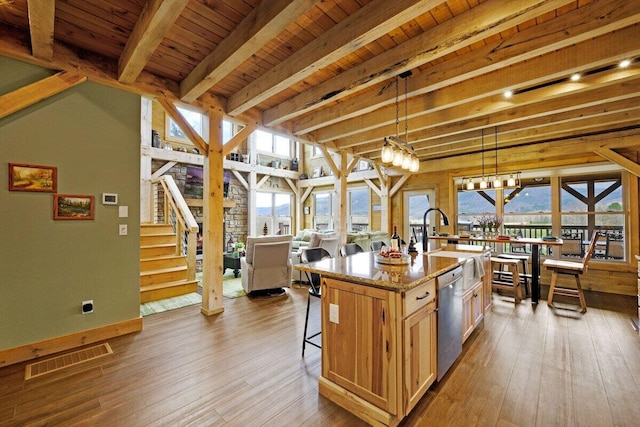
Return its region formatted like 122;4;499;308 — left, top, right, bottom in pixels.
53;194;95;220
8;163;57;192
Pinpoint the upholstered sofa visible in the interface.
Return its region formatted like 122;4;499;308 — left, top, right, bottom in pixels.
346;230;390;251
291;229;335;250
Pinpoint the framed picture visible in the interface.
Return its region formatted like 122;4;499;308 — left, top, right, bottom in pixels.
8;163;57;192
165;106;204;144
53;194;95;220
184;166;204;198
312;166;323;178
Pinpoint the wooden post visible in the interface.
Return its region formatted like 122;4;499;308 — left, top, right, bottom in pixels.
140;97;153;223
201;108;225;316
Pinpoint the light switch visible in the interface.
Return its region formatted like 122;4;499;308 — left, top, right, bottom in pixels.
119;224;128;236
118;205;128;218
329;303;339;324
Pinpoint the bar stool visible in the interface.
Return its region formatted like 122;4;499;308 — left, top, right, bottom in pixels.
490;257;523;304
301;247;332;356
543;231;598;313
497;253;531;297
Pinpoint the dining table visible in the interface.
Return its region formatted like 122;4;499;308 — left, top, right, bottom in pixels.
428;235;564;305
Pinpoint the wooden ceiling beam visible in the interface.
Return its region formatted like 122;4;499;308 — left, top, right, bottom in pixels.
265;0;576;129
323;25;640;145
594;148;640;178
352;79;640;158
0;71;86;119
118;0;190;84
27;0;54;60
289;0;640;135
180;0;316;103
225;0;440;116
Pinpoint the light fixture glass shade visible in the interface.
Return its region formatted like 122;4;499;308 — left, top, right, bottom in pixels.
479;178;488;189
381;143;394;163
507;175;516;187
392;148;403;166
409;156;419;172
493;177;503;188
466;179;474;190
402;150;411;169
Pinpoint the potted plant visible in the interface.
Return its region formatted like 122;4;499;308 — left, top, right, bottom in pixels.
236;242;245;257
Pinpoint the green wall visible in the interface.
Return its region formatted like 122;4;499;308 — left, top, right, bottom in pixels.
0;57;141;350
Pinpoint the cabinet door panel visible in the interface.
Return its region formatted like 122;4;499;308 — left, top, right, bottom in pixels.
403;301;436;413
322;278;397;413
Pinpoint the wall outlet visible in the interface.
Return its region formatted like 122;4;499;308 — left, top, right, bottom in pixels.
329;303;339;324
82;300;94;314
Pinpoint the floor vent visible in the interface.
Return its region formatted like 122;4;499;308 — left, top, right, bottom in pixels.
25;343;113;380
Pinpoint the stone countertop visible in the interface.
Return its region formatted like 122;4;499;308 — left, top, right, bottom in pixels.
295;249;483;292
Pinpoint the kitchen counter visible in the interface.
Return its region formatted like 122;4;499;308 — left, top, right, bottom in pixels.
295;248;474;292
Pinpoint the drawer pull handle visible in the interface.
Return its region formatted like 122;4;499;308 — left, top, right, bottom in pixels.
416;291;431;300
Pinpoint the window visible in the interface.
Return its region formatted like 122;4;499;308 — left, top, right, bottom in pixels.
314;192;332;230
255;129;292;158
455;168;628;262
560;173;625;260
256;191;292;235
348;187;369;231
165;106;205;143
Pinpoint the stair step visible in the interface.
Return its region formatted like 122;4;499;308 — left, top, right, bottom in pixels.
140;279;199;303
141;255;187;271
141;233;176;246
141;266;188;286
140;244;176;257
140;224;174;235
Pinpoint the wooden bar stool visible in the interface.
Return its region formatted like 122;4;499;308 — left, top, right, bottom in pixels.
497;253;531;296
543;231;598;313
490;257;523;304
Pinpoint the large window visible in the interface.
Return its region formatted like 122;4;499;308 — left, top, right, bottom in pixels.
256;191;292;235
255;129;292;158
348;187;369;231
455;168;628;262
314;192;333;230
560;173;625;260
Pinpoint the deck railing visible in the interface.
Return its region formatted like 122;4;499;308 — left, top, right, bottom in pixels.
410;223;625;259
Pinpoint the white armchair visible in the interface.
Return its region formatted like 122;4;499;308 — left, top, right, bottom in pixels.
241;235;293;296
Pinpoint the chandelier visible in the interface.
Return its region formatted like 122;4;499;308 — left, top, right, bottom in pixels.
462;126;521;191
381;71;419;173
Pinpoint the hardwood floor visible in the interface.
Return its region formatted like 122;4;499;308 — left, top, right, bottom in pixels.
1;285;639;427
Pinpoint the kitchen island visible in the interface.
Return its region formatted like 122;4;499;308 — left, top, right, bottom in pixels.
296;246;490;427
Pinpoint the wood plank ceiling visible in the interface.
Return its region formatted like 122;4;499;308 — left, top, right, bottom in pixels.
0;0;638;168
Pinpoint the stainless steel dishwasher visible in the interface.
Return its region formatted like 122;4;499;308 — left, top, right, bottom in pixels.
436;265;464;381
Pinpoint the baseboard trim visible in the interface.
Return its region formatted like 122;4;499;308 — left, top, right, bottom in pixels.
0;317;143;368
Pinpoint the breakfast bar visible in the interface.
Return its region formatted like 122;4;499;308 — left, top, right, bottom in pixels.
296;247;490;426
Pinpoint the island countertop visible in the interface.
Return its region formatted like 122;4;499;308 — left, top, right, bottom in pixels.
295;249;477;292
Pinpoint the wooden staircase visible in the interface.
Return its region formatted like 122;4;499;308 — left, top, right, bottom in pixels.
140;224;199;303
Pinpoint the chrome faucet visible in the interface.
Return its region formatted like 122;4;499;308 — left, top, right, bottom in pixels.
422;208;450;251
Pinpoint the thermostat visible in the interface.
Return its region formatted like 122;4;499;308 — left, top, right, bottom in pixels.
102;193;118;205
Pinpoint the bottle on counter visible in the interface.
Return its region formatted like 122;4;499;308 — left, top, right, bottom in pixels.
390;226;402;251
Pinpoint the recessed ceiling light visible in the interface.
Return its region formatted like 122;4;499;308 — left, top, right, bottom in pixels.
619;59;631;68
503;90;513;99
570;73;581;81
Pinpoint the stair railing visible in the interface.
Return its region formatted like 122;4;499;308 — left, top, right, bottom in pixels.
151;175;198;282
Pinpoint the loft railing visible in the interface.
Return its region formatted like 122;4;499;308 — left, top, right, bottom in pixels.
151;175;199;281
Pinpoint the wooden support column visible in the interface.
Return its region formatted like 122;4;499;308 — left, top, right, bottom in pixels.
335;152;347;244
247;132;258;236
375;165;391;234
140;97;153;223
201;108;225;316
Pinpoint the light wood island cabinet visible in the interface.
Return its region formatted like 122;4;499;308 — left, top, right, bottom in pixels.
298;250;477;426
